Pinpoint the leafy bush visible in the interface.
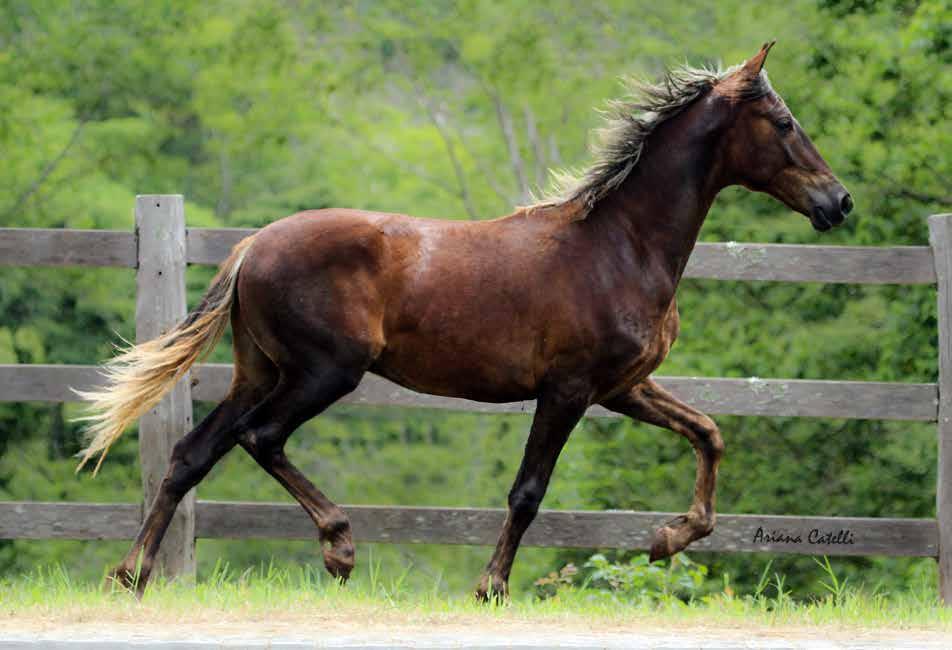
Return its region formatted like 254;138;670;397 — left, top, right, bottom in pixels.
535;553;708;602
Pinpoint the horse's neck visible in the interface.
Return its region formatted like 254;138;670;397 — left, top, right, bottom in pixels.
590;131;723;288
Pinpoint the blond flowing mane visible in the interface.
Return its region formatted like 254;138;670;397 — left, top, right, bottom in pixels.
539;62;773;216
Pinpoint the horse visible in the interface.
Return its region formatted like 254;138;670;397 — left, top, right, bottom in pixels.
76;42;852;599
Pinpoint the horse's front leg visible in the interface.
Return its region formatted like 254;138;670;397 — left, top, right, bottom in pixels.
601;378;724;562
475;387;588;601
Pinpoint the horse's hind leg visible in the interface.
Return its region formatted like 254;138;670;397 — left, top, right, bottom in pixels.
108;317;276;597
107;393;248;596
600;378;724;562
236;364;362;579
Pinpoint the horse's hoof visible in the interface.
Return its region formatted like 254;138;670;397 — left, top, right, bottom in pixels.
648;526;675;563
474;573;509;603
104;565;141;596
323;544;355;581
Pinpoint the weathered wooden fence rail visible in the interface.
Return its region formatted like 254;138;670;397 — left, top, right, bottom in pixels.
1;196;950;603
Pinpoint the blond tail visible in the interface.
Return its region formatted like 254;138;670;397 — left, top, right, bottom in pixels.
74;235;257;475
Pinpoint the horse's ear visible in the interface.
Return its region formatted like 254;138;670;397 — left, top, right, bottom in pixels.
741;40;776;78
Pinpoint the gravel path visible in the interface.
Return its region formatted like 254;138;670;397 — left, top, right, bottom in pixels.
0;623;948;649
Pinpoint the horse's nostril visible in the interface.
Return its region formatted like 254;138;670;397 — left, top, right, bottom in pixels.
840;193;853;215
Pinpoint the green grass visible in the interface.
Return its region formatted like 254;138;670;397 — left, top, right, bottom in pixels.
2;556;951;633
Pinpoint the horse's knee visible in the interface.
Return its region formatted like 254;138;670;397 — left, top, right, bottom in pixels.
240;367;362;460
508;480;544;523
240;429;280;464
696;415;723;460
238;413;290;464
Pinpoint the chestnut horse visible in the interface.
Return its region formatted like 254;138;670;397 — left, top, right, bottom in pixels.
78;43;851;598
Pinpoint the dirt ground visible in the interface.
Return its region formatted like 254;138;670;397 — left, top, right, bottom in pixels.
2;615;950;648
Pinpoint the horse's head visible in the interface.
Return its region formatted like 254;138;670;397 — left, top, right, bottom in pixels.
717;42;852;231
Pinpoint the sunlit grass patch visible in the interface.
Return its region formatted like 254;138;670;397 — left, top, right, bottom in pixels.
2;554;950;632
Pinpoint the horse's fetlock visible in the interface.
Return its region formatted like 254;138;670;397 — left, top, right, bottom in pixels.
475;572;510;603
688;508;715;536
320;512;352;541
698;517;715;537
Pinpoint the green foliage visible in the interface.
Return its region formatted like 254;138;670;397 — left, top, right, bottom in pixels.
535;553;707;603
584;553;708;602
0;0;949;600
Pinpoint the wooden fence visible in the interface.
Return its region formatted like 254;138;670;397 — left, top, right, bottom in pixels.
1;195;951;603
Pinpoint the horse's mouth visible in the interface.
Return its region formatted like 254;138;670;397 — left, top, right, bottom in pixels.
810;205;844;232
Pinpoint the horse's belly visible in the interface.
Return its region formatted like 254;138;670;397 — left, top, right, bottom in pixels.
370;333;540;403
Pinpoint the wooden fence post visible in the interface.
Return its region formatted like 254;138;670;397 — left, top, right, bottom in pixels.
929;213;952;605
135;195;195;580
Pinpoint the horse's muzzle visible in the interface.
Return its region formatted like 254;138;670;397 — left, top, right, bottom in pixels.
810;187;852;232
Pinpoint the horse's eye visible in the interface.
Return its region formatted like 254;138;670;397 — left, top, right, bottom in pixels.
775;118;794;134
